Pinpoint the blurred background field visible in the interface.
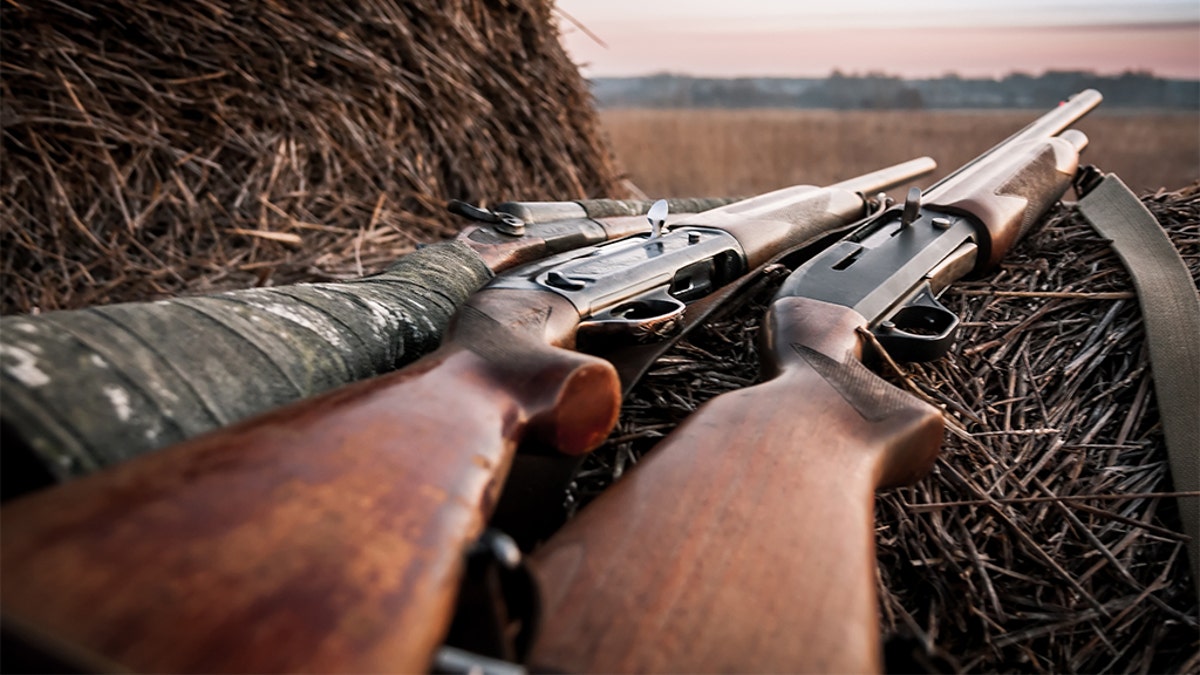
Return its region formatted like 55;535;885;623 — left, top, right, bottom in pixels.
597;108;1200;197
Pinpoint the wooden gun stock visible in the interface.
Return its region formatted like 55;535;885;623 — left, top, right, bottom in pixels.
528;297;942;673
0;288;620;673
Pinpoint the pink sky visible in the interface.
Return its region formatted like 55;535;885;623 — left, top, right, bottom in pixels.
555;2;1200;79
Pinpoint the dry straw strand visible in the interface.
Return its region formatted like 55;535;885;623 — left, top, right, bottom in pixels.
1;0;625;314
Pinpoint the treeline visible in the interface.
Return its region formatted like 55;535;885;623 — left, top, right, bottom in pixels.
591;71;1199;109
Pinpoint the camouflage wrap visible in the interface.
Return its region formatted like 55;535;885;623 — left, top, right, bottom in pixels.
1;240;492;485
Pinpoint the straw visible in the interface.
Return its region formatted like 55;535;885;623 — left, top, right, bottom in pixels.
574;185;1200;673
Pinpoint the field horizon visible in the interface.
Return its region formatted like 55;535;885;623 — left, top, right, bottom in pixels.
597;108;1199;198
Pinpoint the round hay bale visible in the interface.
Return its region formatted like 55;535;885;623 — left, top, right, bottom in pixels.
1;0;624;314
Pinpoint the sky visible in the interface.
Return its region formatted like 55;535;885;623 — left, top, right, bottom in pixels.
554;1;1200;79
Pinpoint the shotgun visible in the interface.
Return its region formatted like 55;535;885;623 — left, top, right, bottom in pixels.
527;90;1103;674
0;197;738;497
0;160;935;672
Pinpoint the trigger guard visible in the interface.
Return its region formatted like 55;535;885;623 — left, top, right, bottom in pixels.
872;287;959;362
576;290;685;349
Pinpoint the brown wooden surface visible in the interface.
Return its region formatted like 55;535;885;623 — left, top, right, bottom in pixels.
926;134;1084;271
529;297;944;673
0;289;620;672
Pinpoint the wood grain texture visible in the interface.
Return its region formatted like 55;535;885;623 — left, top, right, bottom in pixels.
925;134;1082;270
529;297;944;673
0;289;621;672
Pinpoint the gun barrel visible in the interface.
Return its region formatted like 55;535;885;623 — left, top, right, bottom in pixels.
921;91;1098;269
830;156;938;195
1003;88;1102;147
494;197;744;223
926;89;1101;200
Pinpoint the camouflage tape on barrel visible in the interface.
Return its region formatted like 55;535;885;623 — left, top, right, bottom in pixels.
1;240;492;492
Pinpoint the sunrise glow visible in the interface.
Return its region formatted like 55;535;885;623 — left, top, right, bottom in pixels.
556;1;1200;79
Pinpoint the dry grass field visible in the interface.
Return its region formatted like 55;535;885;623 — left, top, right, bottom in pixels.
598;109;1199;198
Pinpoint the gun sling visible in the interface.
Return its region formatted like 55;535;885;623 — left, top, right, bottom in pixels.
1076;173;1200;600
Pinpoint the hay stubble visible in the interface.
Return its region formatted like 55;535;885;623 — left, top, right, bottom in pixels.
1;0;625;315
573;187;1200;673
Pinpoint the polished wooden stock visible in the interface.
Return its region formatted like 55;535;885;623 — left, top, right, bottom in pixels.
528;297;943;673
0;288;620;672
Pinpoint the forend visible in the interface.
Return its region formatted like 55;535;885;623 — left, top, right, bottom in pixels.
926;88;1100;269
926;128;1089;270
777;90;1100;362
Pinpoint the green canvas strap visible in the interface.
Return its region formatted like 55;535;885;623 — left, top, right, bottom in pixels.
1076;173;1200;600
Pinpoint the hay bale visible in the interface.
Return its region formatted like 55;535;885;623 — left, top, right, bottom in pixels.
576;185;1200;672
0;0;624;314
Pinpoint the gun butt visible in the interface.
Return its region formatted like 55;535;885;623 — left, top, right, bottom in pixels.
528;299;943;673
